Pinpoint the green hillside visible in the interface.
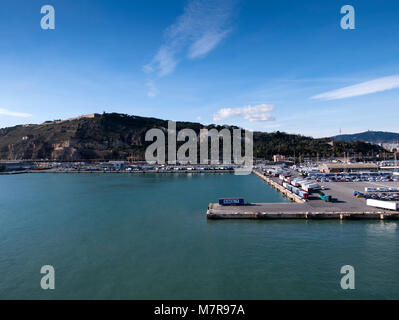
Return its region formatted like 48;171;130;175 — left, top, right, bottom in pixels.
0;112;387;161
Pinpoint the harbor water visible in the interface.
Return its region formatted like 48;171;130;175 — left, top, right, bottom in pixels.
0;173;398;299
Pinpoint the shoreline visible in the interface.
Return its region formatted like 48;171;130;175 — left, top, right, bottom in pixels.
0;169;236;175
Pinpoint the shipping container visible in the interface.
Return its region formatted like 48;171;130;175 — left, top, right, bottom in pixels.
219;198;245;206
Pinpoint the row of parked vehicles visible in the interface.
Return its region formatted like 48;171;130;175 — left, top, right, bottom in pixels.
364;187;399;192
306;172;398;183
354;191;399;201
277;174;322;200
282;181;309;199
263;169;334;202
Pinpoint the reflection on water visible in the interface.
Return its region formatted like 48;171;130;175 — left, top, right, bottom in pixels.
367;221;398;234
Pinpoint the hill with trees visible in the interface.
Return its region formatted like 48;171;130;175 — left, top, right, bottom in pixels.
0;112;387;161
332;131;399;144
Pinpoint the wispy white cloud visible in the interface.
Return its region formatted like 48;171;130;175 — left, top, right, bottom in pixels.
146;81;159;98
213;104;275;122
0;108;32;117
311;74;399;100
144;0;236;77
188;30;230;59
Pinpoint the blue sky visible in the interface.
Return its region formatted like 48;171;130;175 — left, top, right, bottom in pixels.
0;0;399;137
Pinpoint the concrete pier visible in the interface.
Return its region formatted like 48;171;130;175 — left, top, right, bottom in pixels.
206;170;399;220
206;203;399;220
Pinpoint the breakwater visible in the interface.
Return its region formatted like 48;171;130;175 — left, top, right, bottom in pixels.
1;169;235;175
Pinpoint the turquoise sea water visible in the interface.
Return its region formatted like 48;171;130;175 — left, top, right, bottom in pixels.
0;173;398;299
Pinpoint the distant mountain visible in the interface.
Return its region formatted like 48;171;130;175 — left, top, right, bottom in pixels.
0;112;386;161
332;131;399;144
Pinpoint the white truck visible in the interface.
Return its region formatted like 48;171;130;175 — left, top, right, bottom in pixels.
366;199;399;211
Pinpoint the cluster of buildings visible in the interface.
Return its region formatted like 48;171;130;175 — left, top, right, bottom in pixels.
319;163;379;173
1;156;399;175
0;160;239;173
261;157;399;176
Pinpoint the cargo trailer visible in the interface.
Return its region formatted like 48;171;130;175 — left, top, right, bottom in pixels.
301;185;313;193
219;198;245;206
366;199;398;211
298;191;309;199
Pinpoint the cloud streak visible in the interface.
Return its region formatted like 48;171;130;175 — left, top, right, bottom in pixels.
0;108;32;117
144;0;236;77
311;74;399;100
213;104;275;122
146;81;159;98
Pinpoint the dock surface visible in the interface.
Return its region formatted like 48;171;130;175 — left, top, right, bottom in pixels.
207;202;399;219
207;170;399;220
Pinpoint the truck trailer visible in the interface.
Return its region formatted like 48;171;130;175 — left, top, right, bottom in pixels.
366;199;399;211
219;198;245;206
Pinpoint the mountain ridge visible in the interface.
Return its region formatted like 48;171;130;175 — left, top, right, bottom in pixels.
332;131;399;144
0;112;387;161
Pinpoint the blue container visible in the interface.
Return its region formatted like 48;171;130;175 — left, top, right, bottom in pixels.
219;198;245;205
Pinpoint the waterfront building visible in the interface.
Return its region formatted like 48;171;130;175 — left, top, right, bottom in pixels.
320;163;379;173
